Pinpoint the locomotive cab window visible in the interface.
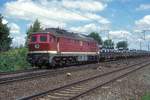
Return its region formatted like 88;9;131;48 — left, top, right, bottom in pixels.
31;36;36;42
40;36;47;42
49;35;55;42
49;36;52;42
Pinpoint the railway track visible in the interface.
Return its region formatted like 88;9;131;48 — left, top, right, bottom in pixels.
0;63;100;85
0;56;142;76
0;56;134;76
0;68;39;76
0;69;49;84
0;57;133;85
0;59;118;76
0;57;147;85
19;59;150;100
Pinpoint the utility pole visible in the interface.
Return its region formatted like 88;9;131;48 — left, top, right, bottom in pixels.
148;41;149;51
106;30;110;49
142;30;150;50
140;40;142;50
107;30;110;40
139;30;146;50
122;32;128;41
142;30;146;40
142;30;146;50
100;29;110;40
100;29;110;49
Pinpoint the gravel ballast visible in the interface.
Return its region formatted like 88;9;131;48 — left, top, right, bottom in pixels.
77;63;150;100
0;57;149;100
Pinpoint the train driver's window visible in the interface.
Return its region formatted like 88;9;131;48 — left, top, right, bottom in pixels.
87;42;89;46
31;36;36;42
40;36;47;42
49;35;53;42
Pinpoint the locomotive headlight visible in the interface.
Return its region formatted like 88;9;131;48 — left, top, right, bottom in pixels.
35;44;40;49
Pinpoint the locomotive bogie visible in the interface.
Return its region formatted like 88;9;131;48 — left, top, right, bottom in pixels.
27;52;99;68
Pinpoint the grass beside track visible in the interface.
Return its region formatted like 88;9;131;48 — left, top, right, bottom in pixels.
142;93;150;100
0;48;31;72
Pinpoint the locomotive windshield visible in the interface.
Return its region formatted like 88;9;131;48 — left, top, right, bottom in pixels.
40;36;47;42
31;36;36;42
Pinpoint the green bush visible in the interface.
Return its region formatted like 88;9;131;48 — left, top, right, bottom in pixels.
142;93;150;100
0;48;31;72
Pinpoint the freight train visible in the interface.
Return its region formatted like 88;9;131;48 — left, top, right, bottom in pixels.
27;28;150;68
99;48;150;61
27;28;99;68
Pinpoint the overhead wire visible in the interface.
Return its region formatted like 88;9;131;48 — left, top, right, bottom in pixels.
6;4;107;34
5;1;148;50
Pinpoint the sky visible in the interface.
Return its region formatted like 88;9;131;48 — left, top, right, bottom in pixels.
0;0;150;50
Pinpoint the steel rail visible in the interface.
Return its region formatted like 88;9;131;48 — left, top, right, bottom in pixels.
19;59;150;100
0;68;39;76
70;62;150;100
0;63;99;84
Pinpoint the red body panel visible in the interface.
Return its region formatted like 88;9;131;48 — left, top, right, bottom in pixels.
28;33;98;53
58;37;98;52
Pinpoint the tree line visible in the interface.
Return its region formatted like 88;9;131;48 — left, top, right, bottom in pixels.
0;14;128;52
88;32;128;50
0;14;12;51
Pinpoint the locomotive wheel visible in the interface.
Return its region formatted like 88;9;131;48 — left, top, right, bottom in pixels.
51;63;56;69
50;59;57;69
46;63;52;69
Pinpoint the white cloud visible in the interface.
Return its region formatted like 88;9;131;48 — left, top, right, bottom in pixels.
108;30;143;49
39;19;67;29
62;0;107;12
136;4;150;11
11;36;26;47
70;23;110;34
1;19;24;47
4;0;87;28
108;30;150;50
3;0;109;28
83;13;110;24
2;19;8;24
135;15;150;30
70;23;100;33
109;30;131;39
145;34;150;40
3;0;110;47
8;23;25;47
8;23;20;34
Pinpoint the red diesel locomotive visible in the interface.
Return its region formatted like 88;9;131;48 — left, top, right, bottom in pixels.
27;28;99;68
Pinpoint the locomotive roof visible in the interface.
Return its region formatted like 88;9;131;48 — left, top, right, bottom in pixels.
33;28;95;42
